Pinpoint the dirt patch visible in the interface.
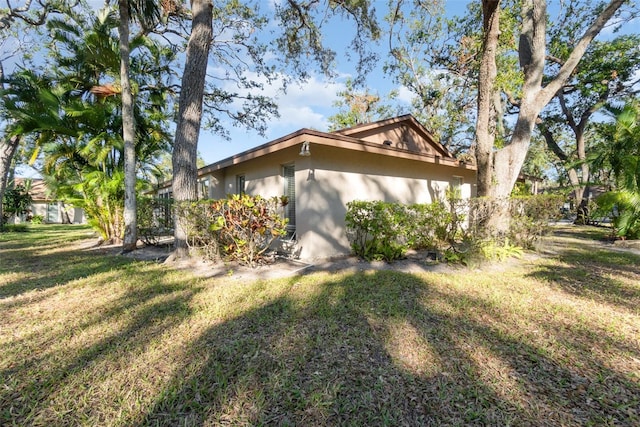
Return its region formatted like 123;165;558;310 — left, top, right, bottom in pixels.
75;229;640;282
76;238;464;281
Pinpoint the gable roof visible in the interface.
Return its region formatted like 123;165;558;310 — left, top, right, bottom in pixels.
13;178;52;201
158;115;473;189
331;114;453;158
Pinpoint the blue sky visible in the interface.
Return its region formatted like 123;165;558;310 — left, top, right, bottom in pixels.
12;0;637;177
197;0;473;165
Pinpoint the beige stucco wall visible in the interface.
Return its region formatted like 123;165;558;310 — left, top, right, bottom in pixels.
197;142;475;261
202;146;301;199
294;144;475;260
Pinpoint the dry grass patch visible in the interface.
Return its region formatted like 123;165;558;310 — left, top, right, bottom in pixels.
1;224;639;425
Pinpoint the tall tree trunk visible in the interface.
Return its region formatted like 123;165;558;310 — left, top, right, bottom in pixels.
171;0;213;258
476;0;625;235
476;0;500;199
0;136;20;226
119;0;138;252
539;124;586;205
574;127;591;223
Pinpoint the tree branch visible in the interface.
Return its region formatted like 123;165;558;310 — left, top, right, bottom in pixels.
538;0;626;105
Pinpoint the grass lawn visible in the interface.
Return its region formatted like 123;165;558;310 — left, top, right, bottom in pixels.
1;224;639;426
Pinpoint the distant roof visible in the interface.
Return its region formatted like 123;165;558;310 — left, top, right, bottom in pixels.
12;178;52;201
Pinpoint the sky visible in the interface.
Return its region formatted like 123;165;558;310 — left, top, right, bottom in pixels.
197;0;472;166
11;0;638;177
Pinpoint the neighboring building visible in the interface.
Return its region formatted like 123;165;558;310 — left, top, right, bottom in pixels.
157;115;477;260
10;178;85;224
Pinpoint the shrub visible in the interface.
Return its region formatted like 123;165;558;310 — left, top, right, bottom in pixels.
345;200;409;261
176;194;288;267
30;215;45;224
508;194;564;248
405;201;451;249
346;193;562;263
345;196;463;262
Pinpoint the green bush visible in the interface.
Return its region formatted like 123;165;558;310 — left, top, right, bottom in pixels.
176;194;288;267
346;193;562;263
2;184;33;225
508;194;564;248
345;200;409;261
30;215;45;224
406;201;452;249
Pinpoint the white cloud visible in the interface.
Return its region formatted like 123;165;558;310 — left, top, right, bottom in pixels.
396;86;415;105
212;69;344;128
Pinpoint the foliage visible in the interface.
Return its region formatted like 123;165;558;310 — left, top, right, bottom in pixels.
480;238;523;261
405;201;452;249
30;214;44;224
327;78;395;131
607;101;640;192
1;183;32;225
508;194;565;248
346;192;468;262
345;200;409;262
596;191;640;239
347;193;563;262
1;9;175;242
591;101;640;239
539;28;640;207
176;194;287;266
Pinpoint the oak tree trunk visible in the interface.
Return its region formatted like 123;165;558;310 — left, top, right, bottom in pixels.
171;0;213;258
476;0;625;235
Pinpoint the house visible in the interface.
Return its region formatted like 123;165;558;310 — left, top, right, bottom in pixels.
10;178;85;224
157;115;477;260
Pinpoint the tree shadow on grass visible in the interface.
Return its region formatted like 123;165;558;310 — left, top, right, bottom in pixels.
0;247;136;299
4;266;638;425
1;268;202;425
136;270;639;426
527;246;640;313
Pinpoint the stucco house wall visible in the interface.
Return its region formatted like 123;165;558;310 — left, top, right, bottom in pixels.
8;179;85;224
158;115;477;261
293;144;475;260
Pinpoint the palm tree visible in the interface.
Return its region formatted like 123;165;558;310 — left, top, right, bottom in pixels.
593;100;640;238
3;9;173;240
114;0;160;252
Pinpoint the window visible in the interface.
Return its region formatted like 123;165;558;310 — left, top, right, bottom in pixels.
198;178;210;199
46;203;58;223
236;175;245;195
283;165;296;238
160;191;173;226
451;176;463;196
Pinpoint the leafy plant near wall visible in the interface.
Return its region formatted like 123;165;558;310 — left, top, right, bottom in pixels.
1;184;33;227
175;194;287;267
508;194;564;247
345;200;409;261
346;194;564;263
